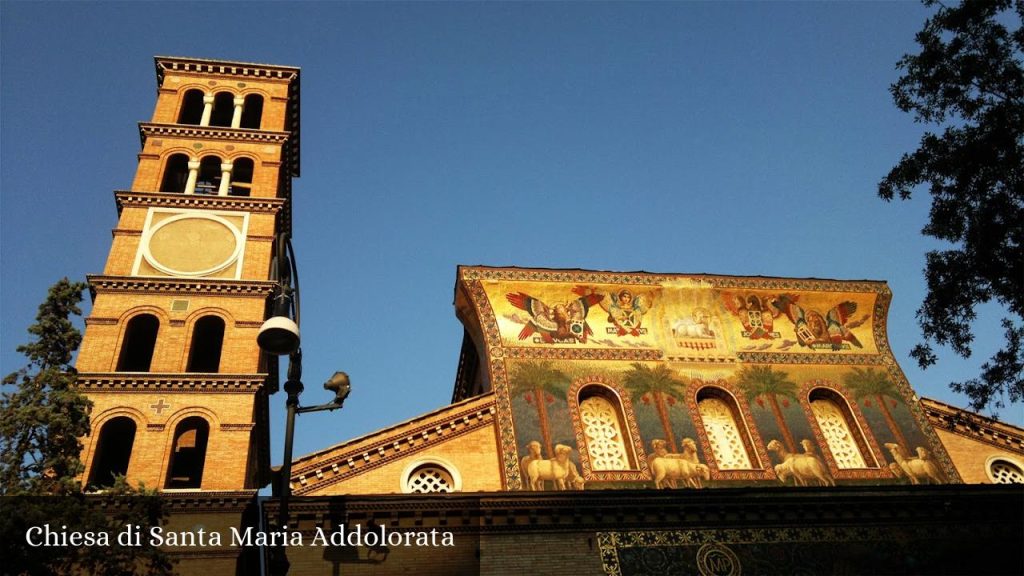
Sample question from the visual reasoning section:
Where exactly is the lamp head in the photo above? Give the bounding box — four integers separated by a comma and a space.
324, 371, 351, 405
257, 315, 300, 355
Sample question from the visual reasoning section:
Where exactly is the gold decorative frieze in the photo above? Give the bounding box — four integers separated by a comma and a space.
454, 265, 957, 490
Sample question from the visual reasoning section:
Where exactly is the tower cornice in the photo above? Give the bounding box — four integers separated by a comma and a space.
138, 122, 291, 146
155, 56, 299, 82
87, 275, 277, 298
76, 373, 269, 394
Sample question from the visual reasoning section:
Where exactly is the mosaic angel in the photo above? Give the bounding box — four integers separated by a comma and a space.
571, 286, 651, 337
505, 291, 603, 343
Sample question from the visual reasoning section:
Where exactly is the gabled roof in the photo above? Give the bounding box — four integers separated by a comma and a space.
921, 397, 1024, 454
288, 393, 496, 495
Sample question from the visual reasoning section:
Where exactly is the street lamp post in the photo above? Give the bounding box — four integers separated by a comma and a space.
258, 233, 351, 576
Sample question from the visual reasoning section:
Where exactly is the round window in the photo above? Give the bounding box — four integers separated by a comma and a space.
988, 459, 1024, 484
406, 464, 455, 493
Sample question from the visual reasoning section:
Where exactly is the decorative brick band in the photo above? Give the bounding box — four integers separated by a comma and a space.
76, 373, 268, 393
115, 190, 285, 214
85, 317, 118, 326
88, 275, 277, 296
234, 321, 265, 329
139, 122, 290, 144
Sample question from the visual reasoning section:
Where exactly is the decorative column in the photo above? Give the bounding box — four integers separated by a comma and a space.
218, 162, 234, 196
184, 160, 200, 195
231, 97, 245, 128
200, 94, 215, 126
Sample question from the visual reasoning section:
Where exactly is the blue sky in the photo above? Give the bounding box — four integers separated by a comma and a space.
2, 1, 1020, 465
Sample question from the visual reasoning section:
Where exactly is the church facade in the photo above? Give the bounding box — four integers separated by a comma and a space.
71, 57, 1022, 575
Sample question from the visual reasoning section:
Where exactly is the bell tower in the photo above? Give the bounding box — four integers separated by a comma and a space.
75, 57, 300, 493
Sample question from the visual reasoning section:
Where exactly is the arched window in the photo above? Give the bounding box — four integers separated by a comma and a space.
406, 464, 455, 493
186, 316, 225, 373
809, 388, 872, 469
87, 417, 137, 489
240, 94, 263, 129
229, 158, 254, 197
116, 314, 159, 372
159, 154, 190, 193
209, 92, 234, 127
177, 89, 204, 125
195, 156, 222, 195
578, 386, 634, 471
696, 388, 756, 470
166, 417, 210, 489
401, 458, 462, 493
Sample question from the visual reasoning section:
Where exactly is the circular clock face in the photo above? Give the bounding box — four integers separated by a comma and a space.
144, 213, 242, 277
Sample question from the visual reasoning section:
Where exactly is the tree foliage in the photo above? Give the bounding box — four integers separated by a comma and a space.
0, 279, 172, 575
1, 278, 92, 495
880, 0, 1023, 413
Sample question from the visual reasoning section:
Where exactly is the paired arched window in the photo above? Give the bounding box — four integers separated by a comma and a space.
160, 154, 189, 193
578, 385, 635, 471
186, 316, 225, 373
87, 417, 137, 489
230, 158, 254, 197
240, 94, 263, 129
195, 156, 223, 195
696, 388, 757, 470
159, 154, 255, 195
808, 388, 874, 468
176, 90, 264, 129
209, 92, 235, 127
166, 417, 210, 489
117, 314, 159, 372
177, 89, 205, 125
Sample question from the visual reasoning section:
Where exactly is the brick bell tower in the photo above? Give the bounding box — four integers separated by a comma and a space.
75, 57, 300, 494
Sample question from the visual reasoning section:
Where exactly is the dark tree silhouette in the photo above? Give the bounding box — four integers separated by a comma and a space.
879, 0, 1023, 414
0, 279, 172, 576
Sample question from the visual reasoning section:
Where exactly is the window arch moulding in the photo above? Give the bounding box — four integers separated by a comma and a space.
567, 376, 650, 483
687, 379, 775, 482
400, 457, 463, 494
86, 416, 138, 490
798, 380, 892, 481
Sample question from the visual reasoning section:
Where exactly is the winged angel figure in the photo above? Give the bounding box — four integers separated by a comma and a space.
505, 291, 604, 344
771, 294, 869, 350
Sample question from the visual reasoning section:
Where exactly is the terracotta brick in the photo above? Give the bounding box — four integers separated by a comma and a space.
76, 57, 300, 499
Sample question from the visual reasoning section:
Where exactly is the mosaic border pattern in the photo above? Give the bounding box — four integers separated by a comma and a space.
597, 525, 958, 576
